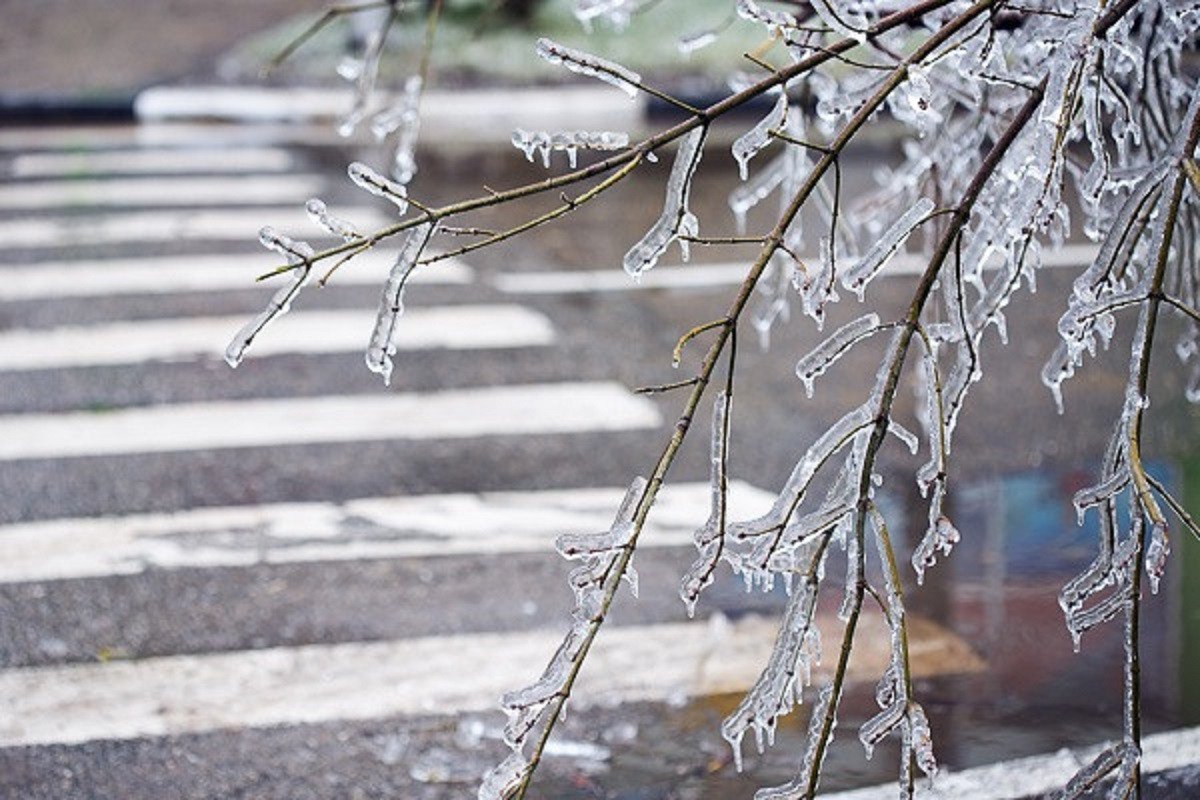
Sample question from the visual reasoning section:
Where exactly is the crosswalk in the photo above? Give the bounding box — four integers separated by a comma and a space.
0, 125, 989, 797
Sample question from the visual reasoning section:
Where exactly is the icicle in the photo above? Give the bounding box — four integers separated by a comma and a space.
797, 236, 838, 328
511, 129, 629, 168
838, 528, 861, 621
224, 227, 315, 368
733, 93, 787, 181
727, 404, 873, 542
1073, 468, 1131, 524
799, 685, 836, 786
859, 695, 905, 760
623, 127, 706, 278
304, 198, 360, 242
536, 38, 642, 98
1059, 546, 1118, 620
721, 580, 819, 771
337, 24, 385, 137
795, 313, 881, 398
478, 751, 531, 800
1145, 520, 1169, 595
888, 419, 920, 455
1066, 583, 1132, 652
680, 392, 730, 617
500, 620, 587, 749
348, 161, 410, 215
388, 75, 423, 185
556, 476, 646, 620
907, 702, 938, 779
841, 198, 934, 300
1042, 340, 1075, 414
911, 512, 959, 586
365, 221, 435, 385
729, 151, 790, 234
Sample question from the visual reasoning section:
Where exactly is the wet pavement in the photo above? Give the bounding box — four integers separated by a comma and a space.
0, 120, 1197, 798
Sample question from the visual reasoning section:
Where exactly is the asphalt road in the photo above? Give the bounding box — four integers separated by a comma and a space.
0, 120, 1195, 799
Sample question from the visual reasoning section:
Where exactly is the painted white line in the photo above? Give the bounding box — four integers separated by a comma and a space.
0, 382, 661, 461
135, 86, 647, 139
825, 725, 1200, 799
0, 305, 554, 371
9, 147, 295, 178
0, 612, 980, 748
494, 244, 1104, 294
0, 174, 326, 210
0, 206, 390, 249
0, 251, 472, 301
0, 481, 774, 584
0, 123, 351, 151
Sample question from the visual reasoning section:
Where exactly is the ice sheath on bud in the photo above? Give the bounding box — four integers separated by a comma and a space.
365, 221, 437, 385
623, 127, 707, 278
225, 227, 315, 368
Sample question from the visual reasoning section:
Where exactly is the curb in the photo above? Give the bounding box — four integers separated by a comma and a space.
0, 93, 137, 125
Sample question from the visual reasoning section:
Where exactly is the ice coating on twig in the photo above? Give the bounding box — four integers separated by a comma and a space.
907, 702, 938, 778
736, 0, 798, 34
224, 227, 315, 368
499, 620, 587, 749
911, 513, 959, 586
731, 404, 873, 545
573, 0, 639, 32
365, 221, 436, 385
1060, 743, 1136, 800
369, 75, 423, 185
477, 751, 531, 800
348, 161, 410, 215
795, 313, 881, 398
887, 419, 920, 455
680, 391, 730, 618
722, 579, 820, 770
555, 476, 646, 617
536, 38, 642, 99
511, 129, 629, 169
859, 689, 905, 760
489, 476, 646, 771
1072, 467, 1130, 525
336, 19, 387, 137
1144, 520, 1169, 595
623, 126, 707, 278
809, 0, 868, 43
729, 108, 811, 234
304, 198, 360, 242
733, 92, 788, 181
841, 197, 934, 300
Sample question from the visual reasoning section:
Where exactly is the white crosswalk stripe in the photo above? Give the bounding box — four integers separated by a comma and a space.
0, 482, 772, 584
8, 146, 295, 177
0, 305, 554, 370
0, 612, 980, 749
0, 206, 390, 249
0, 174, 327, 209
0, 382, 662, 461
0, 251, 472, 301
